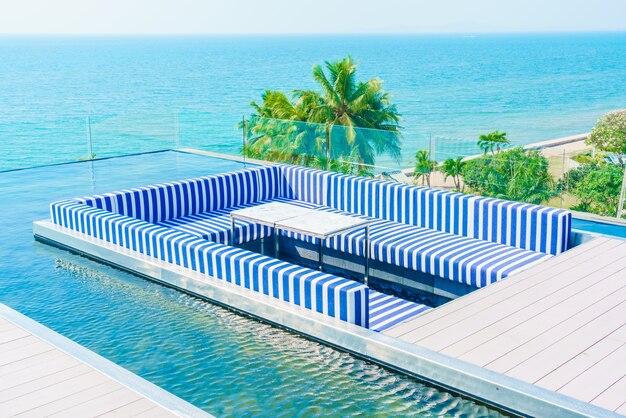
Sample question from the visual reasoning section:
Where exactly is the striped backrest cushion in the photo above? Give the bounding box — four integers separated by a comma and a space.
405, 187, 571, 255
327, 174, 417, 223
279, 164, 340, 205
279, 165, 571, 255
253, 164, 282, 201
74, 166, 280, 223
50, 200, 369, 327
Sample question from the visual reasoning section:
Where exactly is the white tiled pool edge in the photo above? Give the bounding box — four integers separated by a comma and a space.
34, 220, 621, 418
0, 301, 212, 418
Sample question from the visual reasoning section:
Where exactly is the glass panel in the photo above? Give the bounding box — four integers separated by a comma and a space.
0, 115, 88, 171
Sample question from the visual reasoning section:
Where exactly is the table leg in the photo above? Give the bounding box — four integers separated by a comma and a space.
230, 216, 235, 246
274, 226, 279, 259
319, 238, 324, 271
364, 224, 370, 286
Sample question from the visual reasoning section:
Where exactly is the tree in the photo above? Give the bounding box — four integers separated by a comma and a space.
586, 109, 626, 154
568, 163, 624, 216
441, 156, 465, 191
477, 130, 510, 155
414, 149, 436, 186
244, 56, 402, 172
462, 147, 555, 204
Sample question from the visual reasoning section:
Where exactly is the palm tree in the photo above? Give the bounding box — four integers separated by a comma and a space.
244, 56, 402, 171
441, 156, 466, 191
414, 150, 436, 186
478, 130, 510, 155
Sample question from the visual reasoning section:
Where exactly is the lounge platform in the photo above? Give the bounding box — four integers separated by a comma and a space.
385, 237, 626, 416
39, 162, 626, 416
0, 304, 210, 418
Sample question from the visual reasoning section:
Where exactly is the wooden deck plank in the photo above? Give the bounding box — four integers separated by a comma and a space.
0, 306, 207, 418
387, 239, 621, 341
591, 376, 626, 412
0, 327, 31, 344
384, 237, 613, 337
535, 324, 626, 392
47, 387, 144, 418
452, 268, 626, 363
557, 343, 626, 403
97, 398, 161, 417
0, 334, 39, 353
406, 246, 626, 349
13, 381, 125, 418
134, 406, 180, 418
381, 237, 626, 414
471, 285, 626, 371
0, 353, 83, 392
505, 301, 626, 383
0, 350, 66, 377
0, 370, 112, 416
0, 364, 92, 403
0, 339, 56, 367
484, 287, 626, 374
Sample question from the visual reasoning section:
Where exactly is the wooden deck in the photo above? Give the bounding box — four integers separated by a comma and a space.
0, 305, 209, 418
385, 237, 626, 415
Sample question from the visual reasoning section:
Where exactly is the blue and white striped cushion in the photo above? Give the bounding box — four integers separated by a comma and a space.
277, 206, 551, 288
50, 200, 369, 327
304, 166, 571, 255
74, 166, 281, 223
368, 290, 430, 332
158, 198, 320, 245
278, 164, 341, 206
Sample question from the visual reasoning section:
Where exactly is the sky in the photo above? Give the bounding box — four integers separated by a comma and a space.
1, 0, 625, 35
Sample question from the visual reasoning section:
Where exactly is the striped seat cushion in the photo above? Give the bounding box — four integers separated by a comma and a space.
158, 198, 321, 245
324, 170, 571, 256
50, 200, 369, 327
368, 290, 431, 332
279, 206, 551, 288
74, 165, 282, 224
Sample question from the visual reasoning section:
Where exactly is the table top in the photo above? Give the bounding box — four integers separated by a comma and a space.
275, 210, 369, 239
230, 202, 316, 226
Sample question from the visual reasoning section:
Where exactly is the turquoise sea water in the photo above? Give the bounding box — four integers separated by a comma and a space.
0, 152, 507, 416
1, 34, 626, 170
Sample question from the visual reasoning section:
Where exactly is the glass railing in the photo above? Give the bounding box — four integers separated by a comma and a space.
1, 111, 624, 219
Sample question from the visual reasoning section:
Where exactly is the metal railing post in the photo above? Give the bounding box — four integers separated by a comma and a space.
617, 164, 626, 219
173, 110, 180, 149
86, 115, 93, 159
242, 115, 247, 168
326, 124, 331, 171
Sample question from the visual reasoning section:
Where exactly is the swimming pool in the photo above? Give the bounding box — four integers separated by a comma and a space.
0, 151, 506, 417
571, 217, 626, 239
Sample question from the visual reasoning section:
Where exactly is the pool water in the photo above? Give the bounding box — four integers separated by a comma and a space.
571, 218, 626, 239
0, 151, 507, 417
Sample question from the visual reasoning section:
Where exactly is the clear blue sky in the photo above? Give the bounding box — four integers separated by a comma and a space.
1, 0, 625, 34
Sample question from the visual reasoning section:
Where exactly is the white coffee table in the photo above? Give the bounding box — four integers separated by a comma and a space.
230, 202, 371, 284
229, 201, 316, 251
275, 211, 370, 284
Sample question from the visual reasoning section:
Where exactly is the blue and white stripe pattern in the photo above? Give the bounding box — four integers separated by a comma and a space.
158, 198, 319, 245
368, 290, 431, 332
326, 174, 571, 256
53, 163, 571, 296
75, 166, 281, 223
50, 199, 369, 327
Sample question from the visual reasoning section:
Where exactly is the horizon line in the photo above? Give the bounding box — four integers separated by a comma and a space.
1, 30, 626, 37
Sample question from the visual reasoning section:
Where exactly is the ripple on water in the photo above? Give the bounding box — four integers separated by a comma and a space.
0, 154, 511, 417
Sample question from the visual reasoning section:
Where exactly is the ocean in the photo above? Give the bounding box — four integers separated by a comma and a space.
1, 33, 625, 170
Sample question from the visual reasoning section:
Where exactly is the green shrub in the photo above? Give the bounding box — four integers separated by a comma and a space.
462, 147, 555, 204
587, 109, 626, 154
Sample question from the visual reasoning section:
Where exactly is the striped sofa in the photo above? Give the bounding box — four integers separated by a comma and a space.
57, 164, 571, 291
50, 199, 369, 327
